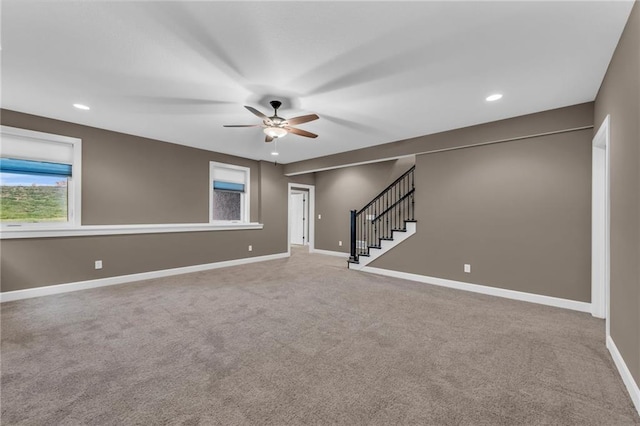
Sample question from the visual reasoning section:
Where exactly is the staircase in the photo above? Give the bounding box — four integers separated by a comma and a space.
348, 166, 416, 270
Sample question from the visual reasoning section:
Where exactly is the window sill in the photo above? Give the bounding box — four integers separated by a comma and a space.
0, 222, 264, 240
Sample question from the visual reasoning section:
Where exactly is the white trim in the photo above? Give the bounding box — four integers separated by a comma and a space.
607, 335, 640, 416
310, 248, 349, 258
1, 125, 80, 145
284, 126, 593, 176
0, 252, 289, 303
348, 222, 416, 270
414, 126, 594, 157
287, 183, 315, 255
591, 116, 611, 326
1, 126, 82, 227
71, 134, 82, 227
0, 222, 263, 239
358, 266, 591, 313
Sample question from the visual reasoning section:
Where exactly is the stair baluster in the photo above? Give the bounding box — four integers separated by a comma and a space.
349, 166, 416, 264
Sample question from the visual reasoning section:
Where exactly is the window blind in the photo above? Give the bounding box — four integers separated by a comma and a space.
0, 158, 72, 177
1, 133, 74, 164
213, 181, 245, 192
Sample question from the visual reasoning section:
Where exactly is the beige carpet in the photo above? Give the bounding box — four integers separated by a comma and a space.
2, 247, 639, 425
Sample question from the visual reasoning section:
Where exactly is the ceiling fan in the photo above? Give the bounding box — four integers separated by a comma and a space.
223, 100, 319, 142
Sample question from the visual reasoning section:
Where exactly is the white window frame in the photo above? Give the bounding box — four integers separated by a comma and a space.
1, 126, 82, 229
209, 161, 250, 224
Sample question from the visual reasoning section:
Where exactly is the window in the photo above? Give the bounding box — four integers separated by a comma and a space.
209, 162, 249, 223
1, 126, 81, 227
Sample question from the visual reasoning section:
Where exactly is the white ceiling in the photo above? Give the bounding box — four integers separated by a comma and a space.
1, 1, 634, 164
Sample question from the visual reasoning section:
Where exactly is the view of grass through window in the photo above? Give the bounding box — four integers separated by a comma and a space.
0, 172, 68, 222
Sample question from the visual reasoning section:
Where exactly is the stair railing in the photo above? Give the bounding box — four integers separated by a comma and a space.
349, 166, 415, 263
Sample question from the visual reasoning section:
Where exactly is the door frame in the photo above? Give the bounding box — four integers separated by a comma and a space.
287, 183, 315, 255
591, 115, 610, 334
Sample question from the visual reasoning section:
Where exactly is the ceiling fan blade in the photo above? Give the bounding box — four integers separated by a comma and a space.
223, 124, 260, 127
245, 106, 270, 121
286, 114, 319, 126
265, 135, 273, 143
285, 127, 318, 139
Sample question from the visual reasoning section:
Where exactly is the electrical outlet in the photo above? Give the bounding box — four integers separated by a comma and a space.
318, 214, 322, 220
464, 264, 471, 273
95, 260, 103, 270
338, 241, 343, 246
248, 245, 253, 252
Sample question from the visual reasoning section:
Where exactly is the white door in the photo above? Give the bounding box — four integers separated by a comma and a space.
290, 192, 306, 245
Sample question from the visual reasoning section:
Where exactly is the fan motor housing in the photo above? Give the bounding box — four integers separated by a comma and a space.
269, 116, 286, 126
269, 100, 282, 110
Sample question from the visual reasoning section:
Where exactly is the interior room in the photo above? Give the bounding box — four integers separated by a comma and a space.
1, 1, 639, 424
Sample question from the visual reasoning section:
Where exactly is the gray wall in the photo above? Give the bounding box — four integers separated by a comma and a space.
594, 1, 640, 384
371, 129, 592, 302
314, 156, 415, 252
1, 110, 289, 292
313, 103, 593, 303
287, 173, 315, 187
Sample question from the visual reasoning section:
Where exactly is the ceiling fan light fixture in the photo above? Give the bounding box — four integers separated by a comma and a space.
224, 101, 318, 141
264, 127, 288, 138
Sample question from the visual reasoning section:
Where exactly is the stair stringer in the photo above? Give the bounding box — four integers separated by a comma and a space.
348, 222, 416, 270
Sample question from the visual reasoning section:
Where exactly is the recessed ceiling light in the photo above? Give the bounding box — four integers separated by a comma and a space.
485, 94, 503, 102
73, 103, 90, 110
271, 151, 279, 156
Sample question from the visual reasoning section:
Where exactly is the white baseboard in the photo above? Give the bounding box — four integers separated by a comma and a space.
309, 248, 349, 258
0, 252, 290, 303
359, 266, 592, 313
607, 335, 640, 416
